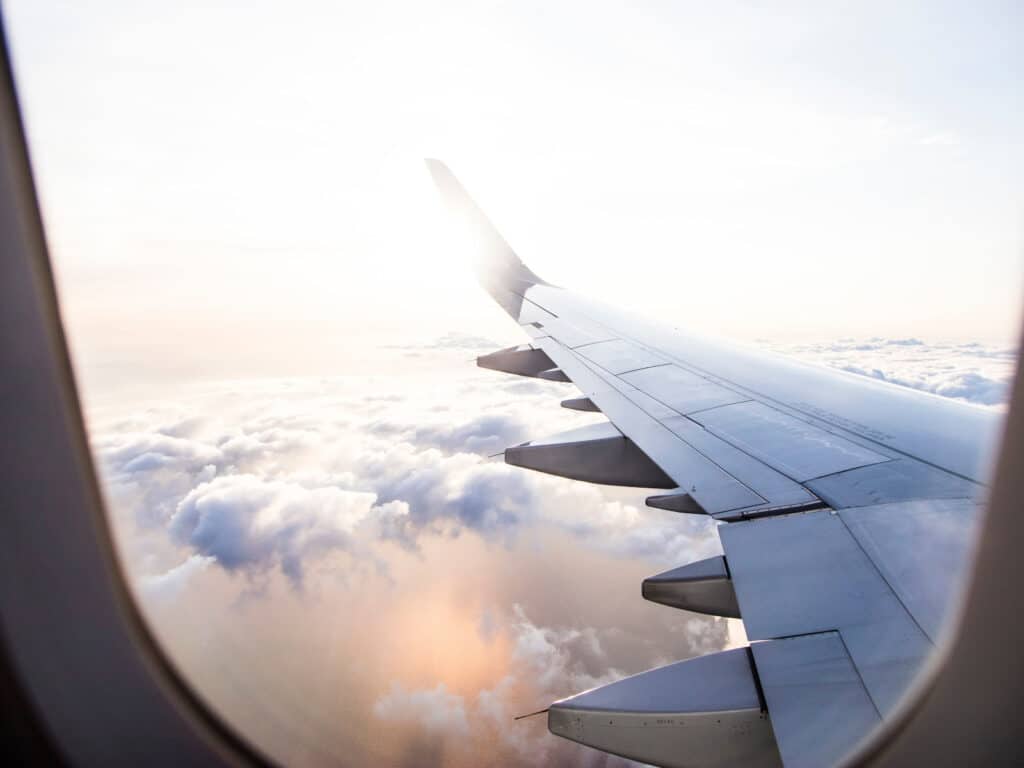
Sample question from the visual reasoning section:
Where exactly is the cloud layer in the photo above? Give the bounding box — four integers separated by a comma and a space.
770, 337, 1016, 407
87, 333, 1015, 767
95, 365, 718, 590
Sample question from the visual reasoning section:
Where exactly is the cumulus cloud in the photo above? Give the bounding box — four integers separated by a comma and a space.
772, 337, 1016, 407
94, 367, 709, 588
139, 554, 214, 602
411, 413, 530, 455
168, 475, 377, 585
386, 331, 503, 353
372, 603, 728, 765
374, 683, 469, 735
371, 607, 620, 762
919, 131, 959, 146
506, 604, 622, 694
420, 332, 503, 351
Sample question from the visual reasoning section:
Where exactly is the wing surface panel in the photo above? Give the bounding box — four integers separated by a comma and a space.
622, 364, 750, 414
806, 460, 978, 509
658, 416, 821, 517
689, 401, 892, 482
574, 339, 668, 374
535, 336, 823, 516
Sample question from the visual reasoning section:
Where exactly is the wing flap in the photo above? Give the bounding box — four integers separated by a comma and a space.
535, 337, 770, 514
535, 336, 823, 517
839, 498, 982, 641
751, 633, 881, 768
720, 506, 959, 716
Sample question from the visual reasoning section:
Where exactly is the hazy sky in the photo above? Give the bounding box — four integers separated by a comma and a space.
2, 3, 1021, 766
4, 0, 1022, 399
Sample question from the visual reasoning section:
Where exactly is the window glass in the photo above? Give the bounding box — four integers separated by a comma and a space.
5, 2, 1021, 766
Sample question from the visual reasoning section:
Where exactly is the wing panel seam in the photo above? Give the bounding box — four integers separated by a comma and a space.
835, 630, 884, 720
548, 342, 784, 510
533, 296, 983, 486
836, 512, 936, 647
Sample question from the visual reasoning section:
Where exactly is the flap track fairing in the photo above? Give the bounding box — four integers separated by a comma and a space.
548, 648, 781, 768
505, 422, 675, 488
642, 556, 741, 618
477, 345, 556, 378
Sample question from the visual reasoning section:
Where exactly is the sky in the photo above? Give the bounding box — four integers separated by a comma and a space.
4, 0, 1023, 394
2, 1, 1022, 766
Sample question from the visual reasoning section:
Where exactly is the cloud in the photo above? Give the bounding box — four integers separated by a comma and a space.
773, 337, 1016, 407
92, 333, 1012, 615
372, 603, 729, 765
169, 474, 377, 585
386, 332, 503, 352
927, 371, 1009, 405
421, 332, 503, 351
919, 131, 959, 146
374, 683, 469, 735
841, 365, 1010, 406
362, 448, 533, 536
370, 611, 609, 761
367, 411, 531, 456
96, 334, 1014, 594
91, 361, 732, 766
98, 432, 222, 470
85, 332, 1011, 767
139, 554, 214, 602
506, 604, 622, 694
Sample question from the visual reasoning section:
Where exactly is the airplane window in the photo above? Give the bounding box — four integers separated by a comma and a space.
4, 2, 1021, 766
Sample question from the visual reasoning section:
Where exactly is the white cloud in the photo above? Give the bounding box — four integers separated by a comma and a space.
139, 554, 214, 602
374, 683, 469, 735
169, 474, 377, 585
771, 337, 1016, 407
919, 131, 959, 146
86, 346, 806, 766
370, 603, 727, 765
94, 369, 717, 587
507, 604, 621, 694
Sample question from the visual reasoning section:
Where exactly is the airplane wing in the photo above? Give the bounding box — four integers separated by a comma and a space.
426, 160, 999, 768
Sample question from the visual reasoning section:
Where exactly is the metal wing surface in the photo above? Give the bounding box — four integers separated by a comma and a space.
427, 160, 998, 768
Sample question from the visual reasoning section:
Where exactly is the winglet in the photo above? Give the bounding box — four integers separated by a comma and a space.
425, 159, 547, 318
